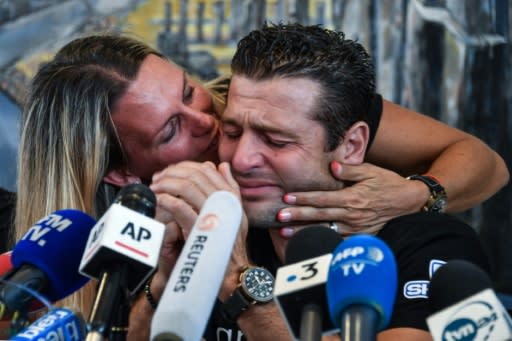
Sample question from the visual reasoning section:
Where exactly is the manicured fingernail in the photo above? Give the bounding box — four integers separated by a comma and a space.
277, 210, 291, 222
283, 194, 296, 204
331, 161, 342, 175
280, 227, 295, 239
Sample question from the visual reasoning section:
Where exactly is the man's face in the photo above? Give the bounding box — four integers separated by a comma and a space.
111, 55, 220, 181
219, 75, 344, 229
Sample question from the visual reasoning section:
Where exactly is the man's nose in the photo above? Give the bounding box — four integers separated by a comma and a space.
230, 134, 263, 172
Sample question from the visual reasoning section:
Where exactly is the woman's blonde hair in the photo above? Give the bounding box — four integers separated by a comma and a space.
16, 34, 168, 314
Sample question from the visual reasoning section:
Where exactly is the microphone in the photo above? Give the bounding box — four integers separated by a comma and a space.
497, 292, 512, 318
273, 226, 343, 341
326, 234, 398, 341
426, 259, 512, 341
0, 251, 48, 323
79, 183, 165, 341
0, 209, 96, 317
11, 307, 86, 341
151, 190, 242, 341
0, 251, 12, 276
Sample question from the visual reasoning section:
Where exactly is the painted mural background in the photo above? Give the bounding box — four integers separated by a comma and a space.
0, 0, 511, 293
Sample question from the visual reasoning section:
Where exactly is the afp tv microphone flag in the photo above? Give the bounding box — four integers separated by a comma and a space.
326, 234, 398, 339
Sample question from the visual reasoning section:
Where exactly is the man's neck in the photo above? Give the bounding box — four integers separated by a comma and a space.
268, 229, 288, 264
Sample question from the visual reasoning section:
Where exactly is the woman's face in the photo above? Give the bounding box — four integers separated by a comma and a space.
110, 54, 220, 182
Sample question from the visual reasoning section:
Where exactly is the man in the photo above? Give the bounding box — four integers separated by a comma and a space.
130, 24, 491, 340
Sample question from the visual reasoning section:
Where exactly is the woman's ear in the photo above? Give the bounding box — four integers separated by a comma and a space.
103, 168, 141, 187
334, 121, 369, 164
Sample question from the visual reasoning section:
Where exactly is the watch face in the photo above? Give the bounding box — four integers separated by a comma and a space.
241, 267, 274, 303
432, 197, 447, 213
427, 192, 447, 213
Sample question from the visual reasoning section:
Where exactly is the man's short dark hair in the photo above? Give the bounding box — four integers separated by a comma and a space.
231, 23, 375, 151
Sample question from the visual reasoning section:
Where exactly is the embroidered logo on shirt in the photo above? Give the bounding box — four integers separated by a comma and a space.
403, 259, 446, 299
429, 259, 446, 278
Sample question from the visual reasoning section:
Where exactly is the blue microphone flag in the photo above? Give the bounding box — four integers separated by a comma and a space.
12, 209, 96, 301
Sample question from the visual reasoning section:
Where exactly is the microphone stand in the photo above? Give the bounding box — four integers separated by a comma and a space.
109, 295, 130, 341
339, 305, 379, 341
86, 264, 128, 341
300, 303, 322, 341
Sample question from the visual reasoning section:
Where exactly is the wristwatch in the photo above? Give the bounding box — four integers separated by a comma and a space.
221, 266, 275, 322
407, 174, 447, 213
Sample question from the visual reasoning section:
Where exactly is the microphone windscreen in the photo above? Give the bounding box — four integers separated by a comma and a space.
428, 259, 493, 313
285, 226, 343, 264
12, 209, 96, 301
114, 183, 157, 218
326, 234, 398, 330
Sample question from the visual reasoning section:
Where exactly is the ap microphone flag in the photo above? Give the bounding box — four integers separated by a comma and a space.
79, 183, 164, 341
151, 190, 242, 341
79, 184, 165, 295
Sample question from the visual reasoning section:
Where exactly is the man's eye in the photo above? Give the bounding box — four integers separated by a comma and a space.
267, 140, 288, 148
224, 130, 241, 140
266, 137, 288, 148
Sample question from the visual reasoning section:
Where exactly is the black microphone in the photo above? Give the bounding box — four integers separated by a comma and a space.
427, 259, 512, 340
79, 183, 165, 341
273, 226, 343, 341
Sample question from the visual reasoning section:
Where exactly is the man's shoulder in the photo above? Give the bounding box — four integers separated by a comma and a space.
377, 212, 490, 272
377, 212, 491, 331
378, 212, 479, 246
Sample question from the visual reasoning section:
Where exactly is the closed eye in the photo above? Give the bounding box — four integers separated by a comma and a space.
265, 136, 289, 148
162, 115, 181, 143
183, 85, 194, 103
224, 130, 241, 140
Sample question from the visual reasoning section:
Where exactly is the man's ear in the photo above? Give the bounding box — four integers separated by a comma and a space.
103, 168, 142, 187
334, 121, 369, 164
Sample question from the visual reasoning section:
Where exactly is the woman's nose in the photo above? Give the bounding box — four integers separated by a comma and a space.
188, 109, 216, 137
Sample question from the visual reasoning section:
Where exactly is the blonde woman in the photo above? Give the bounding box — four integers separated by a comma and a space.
16, 33, 508, 328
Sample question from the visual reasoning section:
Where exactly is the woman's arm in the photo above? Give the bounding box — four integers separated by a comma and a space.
367, 99, 509, 212
276, 99, 509, 236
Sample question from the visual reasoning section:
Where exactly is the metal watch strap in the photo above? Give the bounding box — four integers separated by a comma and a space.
222, 287, 252, 322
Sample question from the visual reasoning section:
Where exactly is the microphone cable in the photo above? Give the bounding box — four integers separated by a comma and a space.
0, 277, 54, 337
